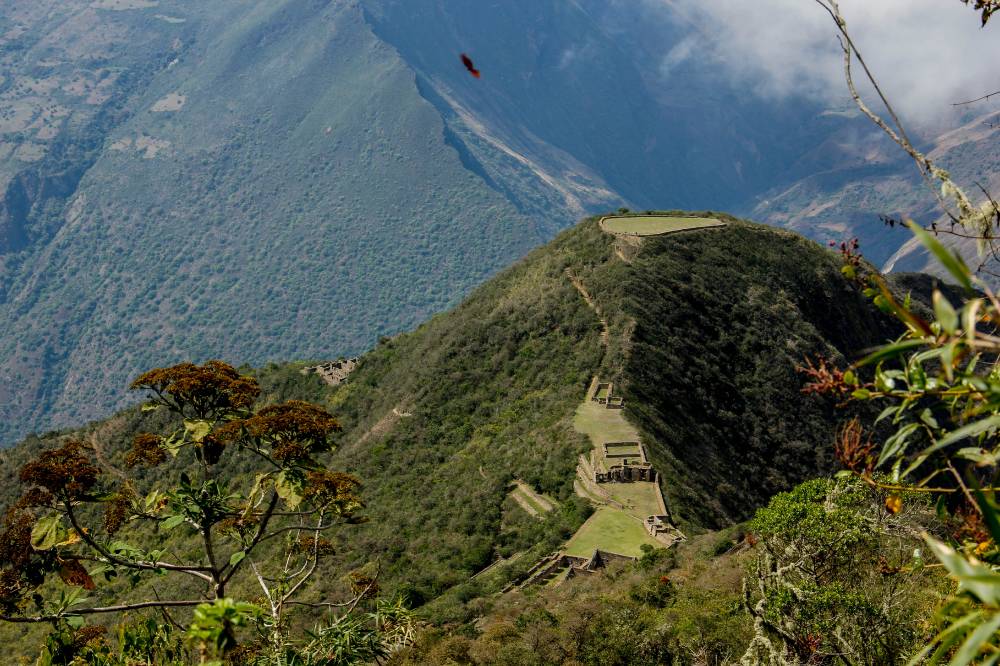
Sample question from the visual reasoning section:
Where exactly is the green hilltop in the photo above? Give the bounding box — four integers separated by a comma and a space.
0, 213, 912, 646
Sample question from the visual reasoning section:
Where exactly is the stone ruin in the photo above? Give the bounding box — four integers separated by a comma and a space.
595, 441, 657, 483
301, 358, 358, 386
509, 548, 638, 590
591, 382, 625, 409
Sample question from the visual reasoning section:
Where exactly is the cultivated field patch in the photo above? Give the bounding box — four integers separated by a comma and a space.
600, 215, 725, 236
564, 507, 661, 558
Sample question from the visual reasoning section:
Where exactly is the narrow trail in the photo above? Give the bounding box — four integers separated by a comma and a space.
89, 429, 127, 481
565, 268, 609, 347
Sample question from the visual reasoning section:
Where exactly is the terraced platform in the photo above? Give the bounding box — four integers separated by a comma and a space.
600, 215, 725, 236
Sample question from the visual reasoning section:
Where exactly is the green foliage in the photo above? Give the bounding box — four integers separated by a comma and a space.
0, 361, 395, 663
393, 535, 752, 665
805, 224, 1000, 663
743, 477, 940, 665
620, 220, 904, 527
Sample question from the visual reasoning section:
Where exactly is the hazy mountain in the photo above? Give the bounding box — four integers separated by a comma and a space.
0, 0, 981, 444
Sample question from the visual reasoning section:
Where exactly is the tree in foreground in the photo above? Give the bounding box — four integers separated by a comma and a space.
0, 360, 412, 664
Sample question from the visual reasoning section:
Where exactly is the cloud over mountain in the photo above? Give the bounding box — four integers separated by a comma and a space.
657, 0, 1000, 126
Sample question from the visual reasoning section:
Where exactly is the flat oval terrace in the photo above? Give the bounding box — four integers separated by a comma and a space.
600, 214, 726, 236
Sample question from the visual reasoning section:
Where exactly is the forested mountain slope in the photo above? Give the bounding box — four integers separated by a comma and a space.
0, 216, 909, 629
1, 0, 968, 446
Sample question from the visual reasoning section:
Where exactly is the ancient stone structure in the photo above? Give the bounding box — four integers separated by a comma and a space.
591, 381, 625, 408
514, 548, 639, 590
595, 460, 658, 483
301, 358, 358, 386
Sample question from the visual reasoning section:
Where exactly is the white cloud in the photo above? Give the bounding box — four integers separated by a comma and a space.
659, 35, 698, 77
660, 0, 1000, 125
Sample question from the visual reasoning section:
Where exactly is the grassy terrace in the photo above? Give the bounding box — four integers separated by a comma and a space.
602, 482, 663, 519
564, 507, 661, 558
600, 215, 725, 236
605, 443, 641, 458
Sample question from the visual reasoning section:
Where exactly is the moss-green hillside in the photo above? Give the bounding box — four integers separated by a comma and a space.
0, 214, 907, 632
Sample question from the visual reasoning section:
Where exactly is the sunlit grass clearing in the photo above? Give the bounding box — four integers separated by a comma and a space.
601, 215, 725, 236
564, 507, 662, 558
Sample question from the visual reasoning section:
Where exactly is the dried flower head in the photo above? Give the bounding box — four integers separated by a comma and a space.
103, 489, 134, 535
71, 625, 107, 650
130, 361, 260, 417
125, 432, 168, 468
799, 356, 853, 398
19, 440, 100, 500
293, 535, 336, 558
303, 471, 362, 512
231, 401, 341, 452
835, 418, 876, 475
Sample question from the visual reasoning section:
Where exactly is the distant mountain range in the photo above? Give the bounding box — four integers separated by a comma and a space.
0, 0, 995, 444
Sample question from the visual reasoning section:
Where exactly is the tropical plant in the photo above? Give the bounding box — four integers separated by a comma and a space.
0, 360, 409, 664
802, 228, 1000, 663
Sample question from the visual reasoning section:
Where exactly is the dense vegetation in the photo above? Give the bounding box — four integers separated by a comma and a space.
0, 214, 927, 662
3, 0, 979, 448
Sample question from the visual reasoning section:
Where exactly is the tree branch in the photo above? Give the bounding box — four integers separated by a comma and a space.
63, 501, 213, 582
0, 599, 204, 623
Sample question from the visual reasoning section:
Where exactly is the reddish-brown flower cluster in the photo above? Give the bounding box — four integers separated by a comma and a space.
15, 487, 56, 509
0, 568, 25, 613
272, 441, 310, 464
834, 418, 876, 475
798, 356, 854, 399
349, 570, 380, 599
0, 510, 34, 570
130, 361, 260, 417
0, 510, 42, 612
234, 401, 341, 450
125, 432, 168, 468
103, 489, 134, 535
793, 633, 823, 663
58, 559, 96, 590
71, 625, 107, 650
303, 470, 361, 511
19, 440, 100, 500
218, 516, 255, 538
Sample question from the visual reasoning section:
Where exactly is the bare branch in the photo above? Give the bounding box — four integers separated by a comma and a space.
63, 501, 214, 582
953, 90, 1000, 106
0, 599, 204, 623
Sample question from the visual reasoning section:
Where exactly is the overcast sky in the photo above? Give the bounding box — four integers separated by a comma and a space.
661, 0, 1000, 127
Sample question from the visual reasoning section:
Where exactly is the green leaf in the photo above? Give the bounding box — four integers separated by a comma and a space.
856, 338, 927, 367
907, 221, 974, 293
924, 415, 1000, 457
229, 551, 246, 567
275, 470, 303, 509
65, 615, 84, 629
933, 290, 959, 334
877, 422, 920, 468
950, 611, 1000, 666
184, 419, 212, 443
161, 515, 186, 530
141, 402, 160, 412
925, 536, 1000, 605
972, 482, 1000, 544
30, 514, 63, 551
